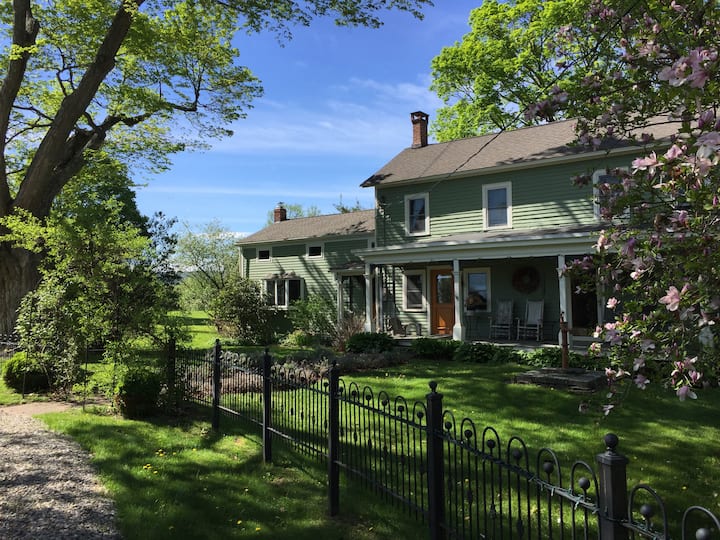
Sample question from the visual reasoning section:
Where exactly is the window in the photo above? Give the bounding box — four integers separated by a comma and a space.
593, 168, 628, 220
307, 245, 323, 258
404, 271, 425, 311
258, 249, 271, 260
464, 268, 490, 312
483, 182, 512, 229
405, 193, 429, 236
264, 274, 302, 308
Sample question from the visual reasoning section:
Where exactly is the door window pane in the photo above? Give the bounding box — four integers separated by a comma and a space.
436, 274, 453, 304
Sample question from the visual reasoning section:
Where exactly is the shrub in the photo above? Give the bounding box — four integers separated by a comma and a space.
116, 368, 162, 418
209, 275, 274, 345
281, 330, 315, 348
410, 338, 461, 360
289, 295, 336, 345
453, 342, 521, 364
519, 347, 596, 369
2, 353, 50, 393
346, 332, 395, 354
333, 313, 366, 352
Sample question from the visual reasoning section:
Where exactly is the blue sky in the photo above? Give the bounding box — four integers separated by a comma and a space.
134, 1, 480, 236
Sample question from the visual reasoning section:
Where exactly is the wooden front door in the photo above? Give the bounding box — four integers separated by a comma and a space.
431, 269, 455, 335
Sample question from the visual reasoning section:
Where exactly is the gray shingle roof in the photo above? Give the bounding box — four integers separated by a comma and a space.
362, 118, 678, 187
238, 209, 375, 245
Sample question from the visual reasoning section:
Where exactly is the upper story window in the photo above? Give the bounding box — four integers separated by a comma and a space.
593, 168, 628, 220
464, 268, 490, 312
483, 182, 512, 229
404, 270, 425, 311
258, 249, 271, 260
307, 245, 323, 258
405, 193, 429, 236
265, 274, 302, 308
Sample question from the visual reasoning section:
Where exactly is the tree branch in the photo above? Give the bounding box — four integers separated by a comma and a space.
15, 0, 145, 218
0, 0, 40, 216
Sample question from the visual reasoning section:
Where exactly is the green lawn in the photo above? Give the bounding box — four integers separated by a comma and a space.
4, 315, 719, 536
40, 409, 425, 540
342, 359, 720, 525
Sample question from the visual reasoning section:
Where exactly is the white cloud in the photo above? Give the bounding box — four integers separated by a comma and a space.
209, 75, 441, 156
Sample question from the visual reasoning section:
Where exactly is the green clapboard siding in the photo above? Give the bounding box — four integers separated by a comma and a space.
375, 154, 636, 246
245, 237, 370, 300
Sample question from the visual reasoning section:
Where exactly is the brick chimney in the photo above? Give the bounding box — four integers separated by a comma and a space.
411, 111, 429, 148
273, 202, 287, 223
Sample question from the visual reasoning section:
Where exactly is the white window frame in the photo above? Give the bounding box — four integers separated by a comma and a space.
482, 182, 512, 229
593, 168, 629, 220
257, 247, 272, 261
403, 270, 426, 312
404, 192, 430, 236
264, 277, 303, 309
464, 267, 491, 314
306, 243, 324, 259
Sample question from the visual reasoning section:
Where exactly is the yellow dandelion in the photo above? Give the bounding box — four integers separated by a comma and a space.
255, 527, 261, 532
153, 470, 158, 475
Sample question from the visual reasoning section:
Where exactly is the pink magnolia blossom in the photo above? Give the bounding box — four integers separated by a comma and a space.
632, 152, 659, 174
676, 385, 697, 401
634, 374, 650, 389
663, 144, 684, 160
606, 297, 619, 309
659, 286, 681, 311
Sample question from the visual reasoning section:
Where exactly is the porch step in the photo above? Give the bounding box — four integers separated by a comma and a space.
514, 367, 606, 393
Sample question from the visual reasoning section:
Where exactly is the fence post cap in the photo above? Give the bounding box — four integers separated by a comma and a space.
604, 433, 619, 452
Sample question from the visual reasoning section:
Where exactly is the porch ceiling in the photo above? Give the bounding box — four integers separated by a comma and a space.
356, 225, 601, 265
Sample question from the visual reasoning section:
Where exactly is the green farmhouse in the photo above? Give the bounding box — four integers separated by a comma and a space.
237, 113, 676, 346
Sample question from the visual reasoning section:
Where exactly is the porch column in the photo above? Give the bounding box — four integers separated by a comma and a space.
452, 259, 464, 341
335, 274, 344, 326
364, 263, 373, 332
557, 255, 572, 347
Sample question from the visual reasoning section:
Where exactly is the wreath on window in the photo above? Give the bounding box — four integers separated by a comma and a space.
512, 266, 540, 294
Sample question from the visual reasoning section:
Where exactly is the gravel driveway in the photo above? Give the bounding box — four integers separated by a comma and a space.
0, 403, 121, 539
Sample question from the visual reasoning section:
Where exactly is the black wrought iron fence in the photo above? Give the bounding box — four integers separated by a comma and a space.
174, 341, 719, 540
0, 333, 20, 361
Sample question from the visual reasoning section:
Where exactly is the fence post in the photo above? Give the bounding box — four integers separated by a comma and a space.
166, 337, 177, 407
426, 381, 446, 540
262, 348, 273, 463
328, 361, 340, 516
596, 433, 629, 540
211, 339, 221, 432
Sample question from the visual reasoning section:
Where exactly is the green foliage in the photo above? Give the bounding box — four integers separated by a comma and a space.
116, 368, 162, 419
4, 165, 179, 390
1, 353, 50, 393
452, 342, 522, 364
281, 330, 315, 348
518, 347, 598, 370
410, 338, 461, 360
429, 0, 589, 140
208, 274, 274, 345
346, 332, 395, 354
174, 221, 238, 312
289, 295, 336, 345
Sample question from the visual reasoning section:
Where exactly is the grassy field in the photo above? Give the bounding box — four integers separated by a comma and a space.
3, 311, 718, 537
342, 359, 720, 525
40, 408, 425, 540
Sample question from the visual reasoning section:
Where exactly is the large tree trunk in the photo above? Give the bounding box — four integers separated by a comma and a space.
0, 243, 40, 334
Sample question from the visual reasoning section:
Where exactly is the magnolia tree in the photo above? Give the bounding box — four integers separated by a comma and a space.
535, 0, 720, 404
